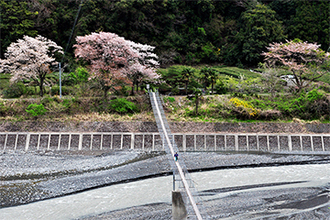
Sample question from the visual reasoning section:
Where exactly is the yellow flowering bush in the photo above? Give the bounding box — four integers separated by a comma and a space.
229, 97, 259, 118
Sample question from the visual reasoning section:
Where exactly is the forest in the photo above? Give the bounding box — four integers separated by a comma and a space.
0, 0, 330, 123
1, 0, 329, 68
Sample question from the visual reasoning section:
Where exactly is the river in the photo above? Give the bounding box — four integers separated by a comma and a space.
1, 163, 330, 219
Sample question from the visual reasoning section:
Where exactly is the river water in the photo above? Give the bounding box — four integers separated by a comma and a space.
1, 163, 330, 220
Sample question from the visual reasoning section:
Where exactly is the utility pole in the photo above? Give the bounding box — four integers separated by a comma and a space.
59, 62, 62, 98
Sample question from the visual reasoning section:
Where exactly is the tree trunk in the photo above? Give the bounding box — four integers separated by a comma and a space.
39, 77, 44, 97
103, 86, 110, 99
131, 78, 137, 96
185, 81, 188, 95
195, 96, 199, 115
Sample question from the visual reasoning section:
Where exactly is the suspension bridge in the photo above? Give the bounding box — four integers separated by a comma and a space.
149, 91, 209, 219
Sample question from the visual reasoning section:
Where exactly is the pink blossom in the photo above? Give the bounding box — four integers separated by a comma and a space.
74, 32, 160, 94
262, 39, 329, 91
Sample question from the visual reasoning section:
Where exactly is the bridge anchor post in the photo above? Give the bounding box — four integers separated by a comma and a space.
172, 191, 187, 220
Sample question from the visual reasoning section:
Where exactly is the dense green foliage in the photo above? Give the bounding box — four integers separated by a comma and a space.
1, 0, 329, 68
157, 65, 265, 95
0, 0, 37, 58
109, 98, 138, 114
2, 82, 26, 98
224, 4, 286, 66
25, 103, 47, 117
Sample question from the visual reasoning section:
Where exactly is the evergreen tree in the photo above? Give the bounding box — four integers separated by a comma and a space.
227, 3, 286, 66
0, 1, 37, 58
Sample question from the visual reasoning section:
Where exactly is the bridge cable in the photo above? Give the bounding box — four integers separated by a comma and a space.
61, 0, 84, 64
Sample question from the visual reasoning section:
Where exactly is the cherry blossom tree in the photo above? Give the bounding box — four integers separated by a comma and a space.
74, 32, 139, 97
262, 39, 330, 91
126, 40, 160, 95
0, 35, 63, 97
74, 32, 160, 97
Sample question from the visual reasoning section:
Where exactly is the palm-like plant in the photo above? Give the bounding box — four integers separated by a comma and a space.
181, 67, 195, 95
200, 67, 218, 94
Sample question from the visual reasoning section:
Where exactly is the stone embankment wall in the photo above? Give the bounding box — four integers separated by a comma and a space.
0, 121, 330, 133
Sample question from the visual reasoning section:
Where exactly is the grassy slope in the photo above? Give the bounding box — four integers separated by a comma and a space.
1, 67, 329, 123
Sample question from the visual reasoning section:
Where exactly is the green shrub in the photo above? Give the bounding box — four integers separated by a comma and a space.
306, 89, 325, 102
0, 102, 11, 116
214, 79, 228, 94
41, 96, 54, 105
25, 86, 40, 96
0, 74, 10, 93
110, 98, 138, 114
276, 90, 329, 120
63, 66, 90, 86
62, 72, 77, 86
164, 96, 175, 103
231, 92, 245, 98
2, 82, 26, 98
171, 87, 180, 95
25, 103, 47, 117
75, 66, 89, 82
62, 98, 74, 108
319, 84, 330, 93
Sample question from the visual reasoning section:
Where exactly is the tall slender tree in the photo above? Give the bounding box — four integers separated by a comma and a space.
200, 67, 218, 94
181, 67, 195, 95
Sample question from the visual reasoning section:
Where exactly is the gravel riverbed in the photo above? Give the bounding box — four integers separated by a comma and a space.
1, 150, 330, 219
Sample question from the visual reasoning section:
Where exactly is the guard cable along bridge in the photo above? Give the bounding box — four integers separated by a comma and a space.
149, 91, 209, 219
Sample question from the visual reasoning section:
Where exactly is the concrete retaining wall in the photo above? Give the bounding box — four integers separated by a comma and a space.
1, 132, 330, 152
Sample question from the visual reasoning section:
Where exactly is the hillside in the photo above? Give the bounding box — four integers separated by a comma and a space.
1, 0, 329, 68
